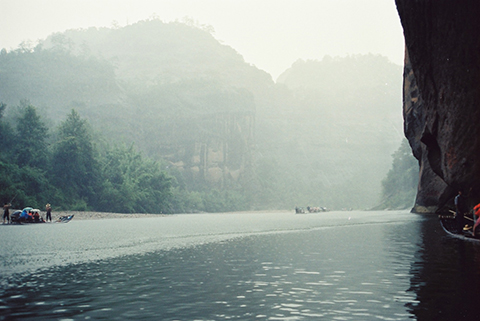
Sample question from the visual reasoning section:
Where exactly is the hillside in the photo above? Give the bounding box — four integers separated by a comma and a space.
256, 55, 403, 209
0, 19, 404, 210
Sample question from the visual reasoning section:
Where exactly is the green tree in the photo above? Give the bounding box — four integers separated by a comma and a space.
3, 103, 55, 208
0, 103, 17, 204
98, 144, 172, 213
51, 109, 99, 208
0, 103, 13, 157
14, 103, 49, 169
379, 139, 419, 209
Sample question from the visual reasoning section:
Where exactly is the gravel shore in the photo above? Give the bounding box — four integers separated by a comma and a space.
42, 211, 164, 221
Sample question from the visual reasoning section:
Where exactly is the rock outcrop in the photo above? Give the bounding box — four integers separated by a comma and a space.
396, 1, 480, 213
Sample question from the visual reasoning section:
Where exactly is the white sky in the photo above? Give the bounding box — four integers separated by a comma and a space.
0, 0, 404, 79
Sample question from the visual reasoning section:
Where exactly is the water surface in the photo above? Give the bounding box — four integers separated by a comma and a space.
1, 210, 480, 320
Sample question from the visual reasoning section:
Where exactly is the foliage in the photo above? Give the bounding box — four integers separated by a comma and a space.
14, 103, 49, 169
0, 104, 54, 208
0, 105, 154, 212
50, 109, 99, 207
97, 144, 172, 213
0, 103, 248, 214
0, 160, 19, 205
0, 103, 14, 156
379, 139, 419, 209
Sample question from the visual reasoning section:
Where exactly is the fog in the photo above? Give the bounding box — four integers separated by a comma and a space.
1, 0, 403, 80
0, 1, 408, 211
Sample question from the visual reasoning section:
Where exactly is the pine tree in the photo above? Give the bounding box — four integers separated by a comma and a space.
14, 104, 49, 169
51, 109, 99, 208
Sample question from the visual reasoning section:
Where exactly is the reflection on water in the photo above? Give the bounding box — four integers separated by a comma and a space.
407, 215, 480, 320
1, 211, 480, 320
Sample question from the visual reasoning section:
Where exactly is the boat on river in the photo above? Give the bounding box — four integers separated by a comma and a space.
295, 206, 328, 214
56, 215, 74, 223
439, 215, 480, 243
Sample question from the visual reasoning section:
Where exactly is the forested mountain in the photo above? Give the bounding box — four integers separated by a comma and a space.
0, 19, 406, 212
257, 56, 403, 209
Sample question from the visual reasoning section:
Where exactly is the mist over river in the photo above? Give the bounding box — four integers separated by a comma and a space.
1, 210, 480, 320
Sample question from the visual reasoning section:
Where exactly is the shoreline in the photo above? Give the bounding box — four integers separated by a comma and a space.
54, 210, 291, 220
6, 209, 294, 222
6, 209, 165, 221
52, 211, 164, 220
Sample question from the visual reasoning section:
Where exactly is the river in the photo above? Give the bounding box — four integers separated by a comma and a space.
1, 210, 480, 320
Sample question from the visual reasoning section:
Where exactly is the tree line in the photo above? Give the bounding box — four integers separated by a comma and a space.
0, 102, 247, 213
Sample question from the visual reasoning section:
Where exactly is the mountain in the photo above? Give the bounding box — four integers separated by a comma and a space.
1, 20, 272, 195
257, 55, 403, 209
0, 19, 404, 210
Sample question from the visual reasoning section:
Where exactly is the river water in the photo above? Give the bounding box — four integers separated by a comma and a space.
1, 210, 480, 320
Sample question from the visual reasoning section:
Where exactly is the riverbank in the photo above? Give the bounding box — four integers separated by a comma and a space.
57, 211, 164, 220
7, 209, 293, 222
48, 211, 164, 220
50, 210, 294, 220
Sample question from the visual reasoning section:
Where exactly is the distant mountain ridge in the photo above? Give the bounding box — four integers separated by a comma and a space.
43, 19, 273, 93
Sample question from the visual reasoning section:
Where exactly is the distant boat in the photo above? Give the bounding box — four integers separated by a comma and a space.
56, 215, 74, 223
295, 206, 328, 214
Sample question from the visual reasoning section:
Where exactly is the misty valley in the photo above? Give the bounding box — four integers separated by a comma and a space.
5, 3, 480, 321
0, 18, 417, 213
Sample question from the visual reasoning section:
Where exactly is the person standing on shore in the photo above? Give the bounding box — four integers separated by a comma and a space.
3, 203, 10, 224
45, 203, 52, 222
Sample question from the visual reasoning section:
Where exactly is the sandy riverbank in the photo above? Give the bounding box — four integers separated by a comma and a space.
49, 211, 165, 220
50, 210, 293, 220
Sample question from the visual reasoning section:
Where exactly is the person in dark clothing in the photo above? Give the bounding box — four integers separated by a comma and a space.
455, 190, 467, 233
45, 203, 52, 222
3, 203, 10, 224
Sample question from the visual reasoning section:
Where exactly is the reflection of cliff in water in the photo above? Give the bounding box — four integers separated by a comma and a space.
156, 111, 255, 189
405, 215, 480, 320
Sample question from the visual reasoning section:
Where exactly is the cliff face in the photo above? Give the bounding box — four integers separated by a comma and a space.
396, 1, 480, 213
159, 112, 255, 188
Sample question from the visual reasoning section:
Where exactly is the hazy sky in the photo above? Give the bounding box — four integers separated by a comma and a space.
1, 0, 404, 79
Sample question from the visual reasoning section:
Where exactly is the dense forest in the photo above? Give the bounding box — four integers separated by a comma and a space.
0, 103, 246, 213
0, 18, 414, 213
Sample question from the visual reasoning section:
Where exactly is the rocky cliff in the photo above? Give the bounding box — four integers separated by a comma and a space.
396, 1, 480, 213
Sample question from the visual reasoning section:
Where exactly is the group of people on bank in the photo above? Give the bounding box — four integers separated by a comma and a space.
2, 203, 52, 224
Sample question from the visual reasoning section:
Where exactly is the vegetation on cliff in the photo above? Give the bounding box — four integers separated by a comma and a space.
378, 139, 419, 210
